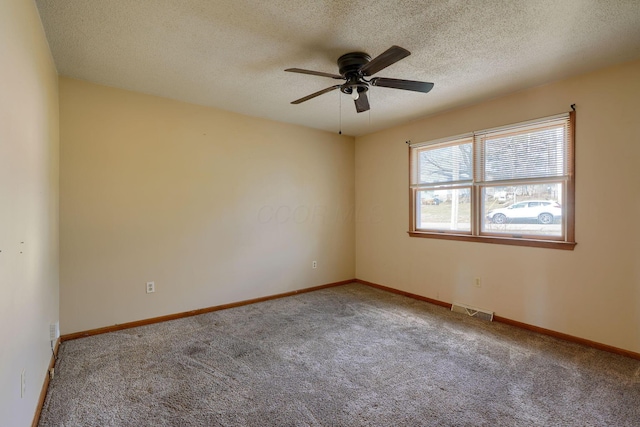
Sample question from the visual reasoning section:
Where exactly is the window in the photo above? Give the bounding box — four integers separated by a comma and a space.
409, 112, 575, 249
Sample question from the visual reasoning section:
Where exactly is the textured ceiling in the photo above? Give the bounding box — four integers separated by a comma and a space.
36, 0, 640, 136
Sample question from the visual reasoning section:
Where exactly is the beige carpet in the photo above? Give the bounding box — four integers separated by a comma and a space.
39, 283, 640, 426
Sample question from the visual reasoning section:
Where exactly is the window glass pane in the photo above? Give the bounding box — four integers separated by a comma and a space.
416, 188, 471, 232
417, 141, 472, 184
481, 124, 566, 181
482, 184, 563, 237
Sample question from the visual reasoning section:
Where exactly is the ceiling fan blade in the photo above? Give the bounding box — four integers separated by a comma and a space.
359, 45, 411, 76
354, 91, 370, 113
291, 85, 341, 104
371, 77, 434, 93
285, 68, 343, 79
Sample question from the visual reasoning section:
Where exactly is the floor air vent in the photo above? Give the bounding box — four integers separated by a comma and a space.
451, 303, 494, 321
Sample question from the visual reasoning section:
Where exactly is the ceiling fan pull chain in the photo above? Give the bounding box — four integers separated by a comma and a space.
368, 90, 372, 126
339, 89, 342, 135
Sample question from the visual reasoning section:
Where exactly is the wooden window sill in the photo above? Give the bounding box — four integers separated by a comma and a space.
407, 231, 576, 250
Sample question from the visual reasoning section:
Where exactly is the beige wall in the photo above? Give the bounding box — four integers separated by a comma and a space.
0, 0, 59, 425
59, 78, 355, 334
355, 59, 640, 354
4, 4, 637, 422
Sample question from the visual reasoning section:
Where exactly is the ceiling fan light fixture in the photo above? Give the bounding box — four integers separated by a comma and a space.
351, 87, 359, 101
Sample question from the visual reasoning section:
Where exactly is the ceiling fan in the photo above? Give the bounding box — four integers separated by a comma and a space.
285, 46, 434, 113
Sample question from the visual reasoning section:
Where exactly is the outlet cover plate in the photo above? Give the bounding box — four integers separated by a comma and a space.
49, 322, 59, 341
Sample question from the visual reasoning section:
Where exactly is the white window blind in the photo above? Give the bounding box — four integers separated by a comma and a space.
411, 137, 473, 187
475, 114, 572, 184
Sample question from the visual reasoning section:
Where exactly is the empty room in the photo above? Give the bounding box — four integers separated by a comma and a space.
2, 0, 640, 426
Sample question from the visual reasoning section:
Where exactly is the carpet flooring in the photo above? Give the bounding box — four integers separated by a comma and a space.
39, 283, 640, 426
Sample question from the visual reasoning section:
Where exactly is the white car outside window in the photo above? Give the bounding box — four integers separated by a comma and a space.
486, 200, 561, 224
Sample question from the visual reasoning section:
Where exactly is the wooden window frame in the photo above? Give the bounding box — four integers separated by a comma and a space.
408, 111, 576, 250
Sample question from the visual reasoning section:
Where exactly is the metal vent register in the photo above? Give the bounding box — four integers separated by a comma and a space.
451, 303, 494, 322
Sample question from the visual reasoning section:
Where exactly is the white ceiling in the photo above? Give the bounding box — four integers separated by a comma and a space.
36, 0, 640, 136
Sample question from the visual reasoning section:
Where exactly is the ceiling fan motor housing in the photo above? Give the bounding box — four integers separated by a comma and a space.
338, 52, 371, 94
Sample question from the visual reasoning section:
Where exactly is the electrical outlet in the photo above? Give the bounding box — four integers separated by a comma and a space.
146, 281, 155, 293
474, 277, 481, 288
21, 370, 26, 398
312, 261, 317, 269
49, 322, 59, 341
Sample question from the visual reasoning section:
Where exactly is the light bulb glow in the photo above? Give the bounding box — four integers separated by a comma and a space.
351, 87, 359, 101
